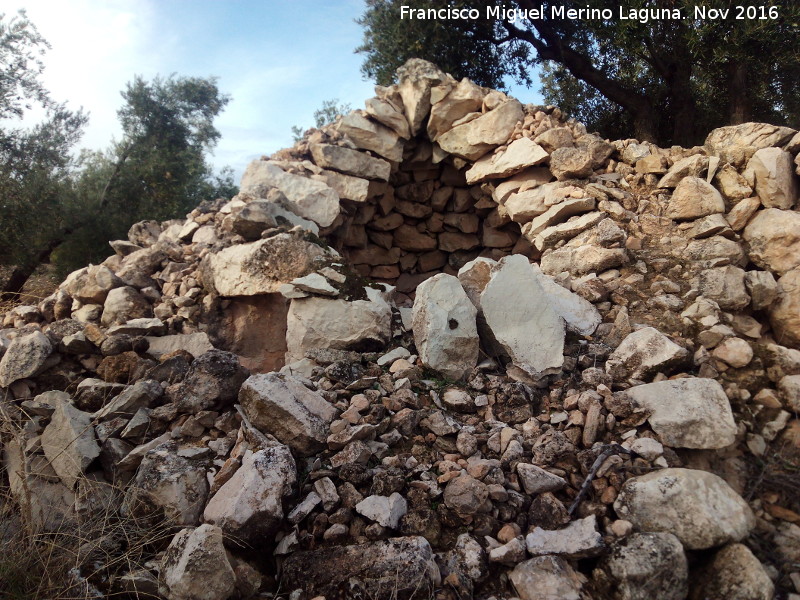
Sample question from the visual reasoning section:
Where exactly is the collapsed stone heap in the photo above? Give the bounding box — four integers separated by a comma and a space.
1, 58, 800, 599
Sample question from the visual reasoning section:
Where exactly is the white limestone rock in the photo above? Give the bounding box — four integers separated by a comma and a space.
743, 208, 800, 276
503, 181, 576, 223
465, 137, 549, 184
64, 264, 124, 304
40, 399, 100, 489
436, 99, 524, 161
144, 332, 214, 359
698, 265, 751, 311
290, 273, 339, 296
481, 255, 564, 376
748, 147, 799, 209
355, 492, 408, 529
226, 196, 319, 239
666, 177, 726, 220
540, 245, 628, 276
319, 169, 384, 203
396, 58, 448, 135
705, 122, 797, 167
285, 285, 394, 364
691, 543, 775, 600
3, 439, 76, 533
657, 155, 709, 188
599, 532, 688, 600
94, 379, 163, 420
309, 143, 391, 181
206, 234, 328, 297
129, 442, 209, 526
0, 330, 53, 387
516, 463, 567, 494
365, 95, 411, 139
530, 264, 601, 335
605, 327, 688, 381
531, 211, 606, 251
337, 111, 405, 162
239, 373, 339, 456
427, 78, 486, 141
376, 346, 411, 367
614, 468, 755, 550
712, 337, 754, 368
412, 273, 479, 381
745, 269, 779, 310
525, 515, 604, 558
770, 268, 800, 347
522, 197, 597, 240
457, 257, 497, 310
160, 524, 236, 600
509, 556, 585, 600
101, 286, 153, 327
240, 160, 340, 227
107, 317, 166, 336
203, 445, 296, 543
624, 378, 737, 449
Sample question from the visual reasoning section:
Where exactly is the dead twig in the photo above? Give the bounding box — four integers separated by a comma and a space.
568, 443, 631, 515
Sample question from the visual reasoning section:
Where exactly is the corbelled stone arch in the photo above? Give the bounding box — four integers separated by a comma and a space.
241, 59, 617, 304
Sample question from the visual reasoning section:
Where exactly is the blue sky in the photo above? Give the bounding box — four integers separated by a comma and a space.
8, 1, 543, 180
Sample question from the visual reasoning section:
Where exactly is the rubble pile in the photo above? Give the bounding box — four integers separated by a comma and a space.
1, 59, 799, 599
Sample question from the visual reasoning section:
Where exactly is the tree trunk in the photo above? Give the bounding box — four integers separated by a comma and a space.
632, 108, 658, 143
1, 232, 71, 301
728, 61, 750, 124
511, 12, 659, 142
669, 62, 698, 146
98, 145, 131, 209
1, 147, 132, 302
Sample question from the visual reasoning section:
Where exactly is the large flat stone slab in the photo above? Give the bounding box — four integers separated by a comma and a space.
614, 468, 754, 550
437, 100, 523, 161
465, 137, 549, 184
206, 234, 328, 297
624, 377, 737, 449
310, 143, 391, 181
239, 373, 339, 456
240, 160, 340, 227
412, 273, 478, 381
481, 255, 565, 376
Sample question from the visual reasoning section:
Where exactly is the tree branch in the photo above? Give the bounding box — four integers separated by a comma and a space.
98, 144, 132, 210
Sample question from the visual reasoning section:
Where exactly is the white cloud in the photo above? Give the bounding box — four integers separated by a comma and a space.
7, 0, 162, 149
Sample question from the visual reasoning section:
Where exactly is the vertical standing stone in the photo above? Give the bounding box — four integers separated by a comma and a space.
412, 273, 479, 380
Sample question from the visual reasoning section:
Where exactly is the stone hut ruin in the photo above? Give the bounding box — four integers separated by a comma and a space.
1, 58, 799, 599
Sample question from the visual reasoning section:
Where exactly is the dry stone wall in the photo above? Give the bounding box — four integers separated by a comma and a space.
0, 58, 799, 600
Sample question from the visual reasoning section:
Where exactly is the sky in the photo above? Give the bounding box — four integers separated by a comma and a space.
6, 0, 543, 181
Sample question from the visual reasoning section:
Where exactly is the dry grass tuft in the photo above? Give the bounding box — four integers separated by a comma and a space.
0, 405, 174, 599
0, 264, 59, 315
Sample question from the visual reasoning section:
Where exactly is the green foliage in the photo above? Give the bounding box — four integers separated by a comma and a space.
0, 9, 237, 294
313, 98, 352, 128
291, 97, 353, 141
0, 11, 88, 278
52, 76, 235, 277
356, 0, 525, 89
356, 0, 800, 145
0, 10, 52, 119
